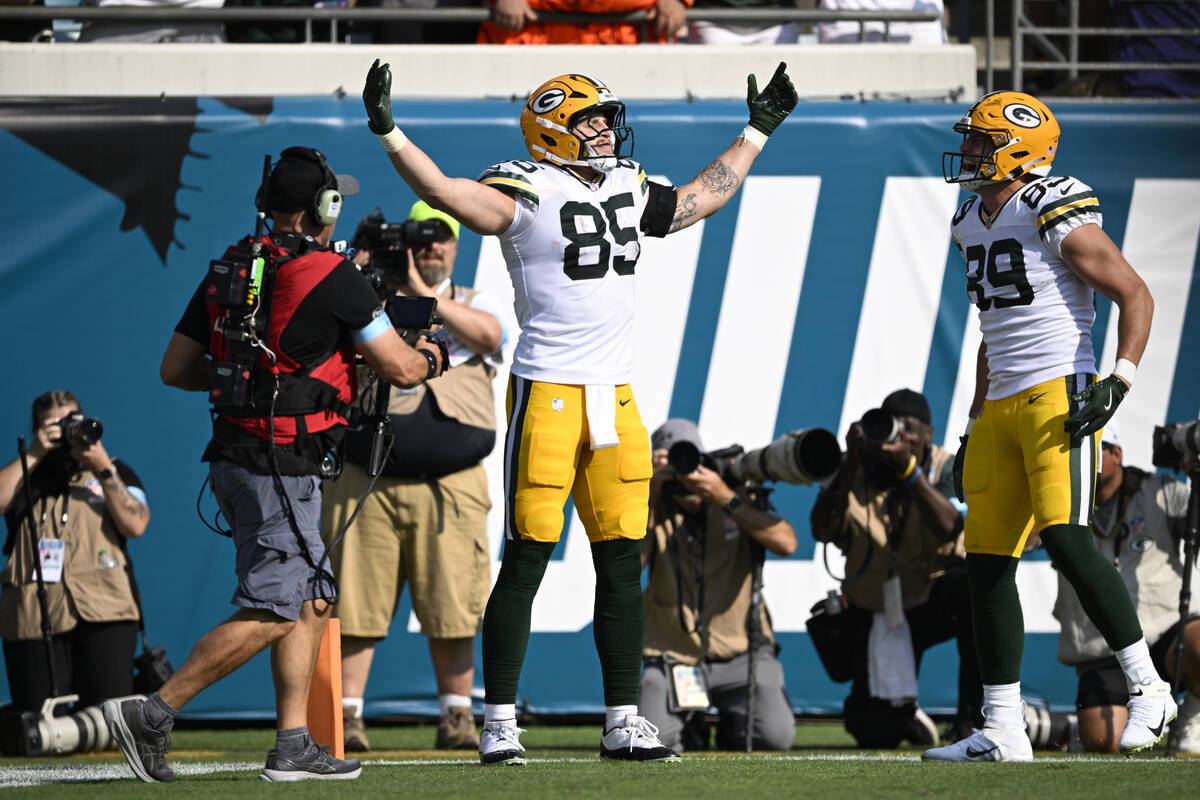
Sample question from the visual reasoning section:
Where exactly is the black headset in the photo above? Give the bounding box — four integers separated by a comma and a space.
255, 146, 343, 226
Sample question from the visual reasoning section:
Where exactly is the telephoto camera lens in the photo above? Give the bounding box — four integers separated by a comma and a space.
725, 428, 842, 486
860, 407, 901, 444
59, 413, 103, 449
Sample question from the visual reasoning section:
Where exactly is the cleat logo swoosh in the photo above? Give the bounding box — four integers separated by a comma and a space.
966, 745, 999, 758
1149, 712, 1166, 738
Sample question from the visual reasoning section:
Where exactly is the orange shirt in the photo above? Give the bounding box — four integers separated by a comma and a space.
478, 0, 693, 45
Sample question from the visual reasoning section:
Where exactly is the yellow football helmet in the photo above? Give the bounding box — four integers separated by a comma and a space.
943, 90, 1060, 191
519, 74, 633, 173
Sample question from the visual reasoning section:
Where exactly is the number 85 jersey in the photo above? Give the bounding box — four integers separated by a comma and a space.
479, 158, 675, 385
951, 174, 1104, 400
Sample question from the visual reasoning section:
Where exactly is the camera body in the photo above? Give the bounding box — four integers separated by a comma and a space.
352, 209, 442, 280
1152, 419, 1200, 471
667, 428, 842, 488
58, 411, 103, 449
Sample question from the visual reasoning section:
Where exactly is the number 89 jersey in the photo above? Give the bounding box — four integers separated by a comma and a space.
951, 174, 1104, 400
479, 158, 670, 385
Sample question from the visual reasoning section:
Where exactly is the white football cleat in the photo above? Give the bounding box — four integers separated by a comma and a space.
922, 725, 1032, 762
478, 722, 526, 766
599, 715, 681, 762
1119, 679, 1178, 755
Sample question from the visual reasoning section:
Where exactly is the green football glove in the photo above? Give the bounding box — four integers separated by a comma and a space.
1064, 374, 1129, 440
363, 58, 395, 135
952, 433, 967, 503
746, 62, 798, 138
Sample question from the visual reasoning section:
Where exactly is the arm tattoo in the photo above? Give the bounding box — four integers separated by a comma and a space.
106, 473, 149, 519
698, 159, 739, 196
669, 192, 699, 233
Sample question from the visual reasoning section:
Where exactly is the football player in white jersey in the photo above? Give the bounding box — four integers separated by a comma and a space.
361, 59, 797, 764
922, 91, 1167, 763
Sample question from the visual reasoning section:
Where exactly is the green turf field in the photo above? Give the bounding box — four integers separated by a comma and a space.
2, 721, 1197, 798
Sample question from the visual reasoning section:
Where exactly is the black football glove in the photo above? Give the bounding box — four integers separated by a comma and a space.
952, 433, 968, 503
746, 62, 798, 138
1064, 375, 1129, 440
363, 58, 395, 135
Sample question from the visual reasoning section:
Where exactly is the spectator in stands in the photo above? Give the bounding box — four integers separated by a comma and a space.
0, 0, 52, 42
1110, 0, 1200, 98
478, 0, 690, 44
76, 0, 226, 43
354, 1, 486, 45
687, 0, 799, 45
817, 0, 945, 44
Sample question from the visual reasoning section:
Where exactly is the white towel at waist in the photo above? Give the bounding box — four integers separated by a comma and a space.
585, 384, 619, 449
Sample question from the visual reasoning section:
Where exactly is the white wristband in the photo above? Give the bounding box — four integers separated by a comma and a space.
1113, 357, 1137, 386
741, 125, 769, 152
964, 417, 976, 436
377, 126, 408, 153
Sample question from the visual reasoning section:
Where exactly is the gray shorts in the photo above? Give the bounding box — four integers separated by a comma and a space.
209, 460, 334, 621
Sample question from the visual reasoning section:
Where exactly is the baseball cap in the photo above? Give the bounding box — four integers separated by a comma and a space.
881, 388, 932, 426
651, 419, 704, 453
407, 199, 461, 239
1101, 418, 1121, 448
264, 146, 359, 214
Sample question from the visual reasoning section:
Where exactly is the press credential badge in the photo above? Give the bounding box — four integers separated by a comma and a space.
36, 539, 65, 583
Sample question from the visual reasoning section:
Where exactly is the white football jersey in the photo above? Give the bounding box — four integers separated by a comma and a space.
479, 158, 655, 384
951, 175, 1104, 400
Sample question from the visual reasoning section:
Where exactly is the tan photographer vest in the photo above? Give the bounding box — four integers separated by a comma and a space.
386, 285, 497, 431
643, 500, 777, 665
840, 444, 959, 612
1, 463, 139, 641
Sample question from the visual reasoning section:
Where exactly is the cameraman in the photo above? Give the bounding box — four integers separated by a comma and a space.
323, 200, 507, 752
810, 389, 980, 747
0, 390, 149, 713
104, 146, 444, 784
640, 419, 797, 752
1053, 419, 1199, 754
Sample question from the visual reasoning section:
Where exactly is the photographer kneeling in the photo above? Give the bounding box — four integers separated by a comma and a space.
0, 391, 149, 716
810, 389, 981, 747
640, 419, 797, 752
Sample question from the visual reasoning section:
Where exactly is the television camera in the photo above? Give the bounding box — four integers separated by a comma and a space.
351, 206, 444, 278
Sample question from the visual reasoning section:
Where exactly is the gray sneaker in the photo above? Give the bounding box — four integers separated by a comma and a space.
102, 697, 176, 783
260, 738, 363, 782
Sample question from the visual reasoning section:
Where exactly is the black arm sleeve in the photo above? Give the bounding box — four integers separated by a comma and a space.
640, 180, 677, 239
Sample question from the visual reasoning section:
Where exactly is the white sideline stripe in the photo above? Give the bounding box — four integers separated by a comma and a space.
5, 752, 1193, 785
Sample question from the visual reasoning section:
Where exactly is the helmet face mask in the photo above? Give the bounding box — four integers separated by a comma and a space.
943, 91, 1060, 192
520, 74, 634, 173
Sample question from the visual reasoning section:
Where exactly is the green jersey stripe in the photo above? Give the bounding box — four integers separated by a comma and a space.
1038, 204, 1101, 239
